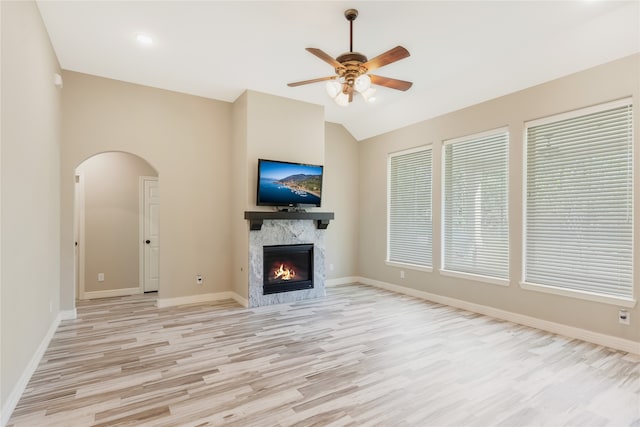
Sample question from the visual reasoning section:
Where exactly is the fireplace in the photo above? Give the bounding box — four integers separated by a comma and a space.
248, 218, 326, 307
263, 244, 314, 295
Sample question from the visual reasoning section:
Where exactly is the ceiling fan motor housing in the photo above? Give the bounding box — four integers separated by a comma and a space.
336, 52, 368, 91
336, 52, 367, 64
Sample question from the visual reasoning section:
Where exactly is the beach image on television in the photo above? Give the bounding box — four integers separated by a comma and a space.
259, 160, 322, 206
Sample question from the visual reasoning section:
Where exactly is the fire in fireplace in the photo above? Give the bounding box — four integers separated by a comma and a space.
263, 244, 313, 295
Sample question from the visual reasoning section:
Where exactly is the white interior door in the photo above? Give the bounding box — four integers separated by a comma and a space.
143, 177, 160, 292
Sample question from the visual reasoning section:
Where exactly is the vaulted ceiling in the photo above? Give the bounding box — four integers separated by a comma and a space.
37, 1, 639, 141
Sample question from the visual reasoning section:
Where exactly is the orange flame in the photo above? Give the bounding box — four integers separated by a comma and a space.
274, 264, 296, 281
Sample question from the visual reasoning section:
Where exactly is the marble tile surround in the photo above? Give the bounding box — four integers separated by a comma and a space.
249, 219, 326, 307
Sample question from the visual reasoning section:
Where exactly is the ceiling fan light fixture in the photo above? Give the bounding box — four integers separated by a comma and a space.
361, 87, 377, 103
334, 91, 350, 106
326, 80, 342, 98
354, 74, 371, 93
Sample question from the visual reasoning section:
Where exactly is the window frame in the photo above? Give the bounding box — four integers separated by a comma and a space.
386, 145, 433, 272
521, 98, 635, 308
440, 127, 510, 286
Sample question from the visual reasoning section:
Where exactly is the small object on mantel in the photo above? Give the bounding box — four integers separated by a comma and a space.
244, 211, 335, 231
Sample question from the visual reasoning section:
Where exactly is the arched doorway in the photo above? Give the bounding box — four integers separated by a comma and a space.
74, 152, 159, 300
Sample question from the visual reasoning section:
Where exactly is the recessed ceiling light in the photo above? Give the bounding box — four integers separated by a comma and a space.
136, 33, 153, 45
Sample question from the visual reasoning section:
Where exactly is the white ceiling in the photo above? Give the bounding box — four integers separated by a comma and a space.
37, 1, 640, 141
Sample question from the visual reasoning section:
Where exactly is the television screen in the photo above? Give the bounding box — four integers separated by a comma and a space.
257, 159, 323, 207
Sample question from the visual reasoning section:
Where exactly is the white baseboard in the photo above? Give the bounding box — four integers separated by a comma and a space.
325, 277, 359, 287
1, 311, 63, 427
232, 293, 249, 308
82, 287, 142, 300
357, 276, 640, 356
157, 291, 247, 308
60, 308, 77, 321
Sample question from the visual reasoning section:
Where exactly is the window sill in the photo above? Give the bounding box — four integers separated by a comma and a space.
439, 269, 510, 287
520, 281, 636, 308
386, 260, 433, 273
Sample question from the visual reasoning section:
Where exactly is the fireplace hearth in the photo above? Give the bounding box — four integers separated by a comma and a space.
263, 244, 313, 295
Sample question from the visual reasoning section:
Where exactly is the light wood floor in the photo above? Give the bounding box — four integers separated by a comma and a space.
8, 284, 640, 426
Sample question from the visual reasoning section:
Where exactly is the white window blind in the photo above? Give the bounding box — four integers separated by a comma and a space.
443, 130, 509, 280
388, 147, 432, 268
525, 100, 633, 300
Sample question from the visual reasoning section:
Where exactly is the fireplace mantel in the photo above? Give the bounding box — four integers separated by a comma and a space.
244, 211, 334, 231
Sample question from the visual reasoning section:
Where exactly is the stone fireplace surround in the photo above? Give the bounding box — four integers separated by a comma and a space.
246, 212, 333, 307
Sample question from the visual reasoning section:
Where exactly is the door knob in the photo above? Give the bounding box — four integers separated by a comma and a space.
145, 240, 151, 244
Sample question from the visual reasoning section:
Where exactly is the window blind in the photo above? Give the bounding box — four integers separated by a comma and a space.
443, 130, 509, 279
525, 101, 633, 299
388, 147, 432, 268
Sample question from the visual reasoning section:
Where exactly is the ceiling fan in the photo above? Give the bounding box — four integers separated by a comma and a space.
287, 8, 413, 106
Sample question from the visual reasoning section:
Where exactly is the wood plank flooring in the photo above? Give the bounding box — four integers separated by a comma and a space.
8, 284, 640, 426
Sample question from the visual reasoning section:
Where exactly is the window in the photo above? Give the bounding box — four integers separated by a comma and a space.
442, 129, 509, 283
524, 99, 633, 303
387, 146, 432, 269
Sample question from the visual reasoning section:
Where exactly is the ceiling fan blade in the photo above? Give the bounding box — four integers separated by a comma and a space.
369, 74, 413, 91
287, 76, 336, 87
306, 48, 343, 69
363, 46, 410, 72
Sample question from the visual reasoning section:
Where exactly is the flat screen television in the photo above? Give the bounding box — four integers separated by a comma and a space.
257, 159, 323, 208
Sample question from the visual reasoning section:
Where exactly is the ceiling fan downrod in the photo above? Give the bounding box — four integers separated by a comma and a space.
336, 9, 367, 73
345, 9, 358, 53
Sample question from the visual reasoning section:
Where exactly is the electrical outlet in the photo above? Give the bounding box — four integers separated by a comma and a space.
98, 273, 104, 282
329, 263, 334, 271
196, 274, 203, 285
618, 310, 630, 325
400, 270, 405, 279
49, 301, 53, 313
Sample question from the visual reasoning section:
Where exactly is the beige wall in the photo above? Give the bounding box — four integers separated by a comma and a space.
61, 71, 233, 303
358, 54, 640, 343
245, 91, 325, 198
76, 152, 157, 294
230, 92, 249, 298
1, 0, 61, 410
324, 123, 359, 280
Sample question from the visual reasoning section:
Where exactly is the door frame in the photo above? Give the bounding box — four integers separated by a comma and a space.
139, 176, 159, 292
75, 173, 86, 300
